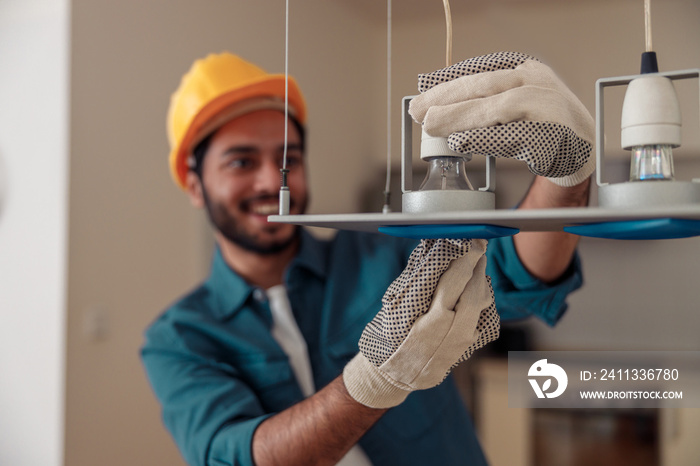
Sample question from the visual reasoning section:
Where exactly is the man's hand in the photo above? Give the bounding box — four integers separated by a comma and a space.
343, 238, 499, 409
409, 51, 595, 188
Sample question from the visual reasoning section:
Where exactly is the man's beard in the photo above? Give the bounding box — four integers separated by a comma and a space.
202, 188, 306, 255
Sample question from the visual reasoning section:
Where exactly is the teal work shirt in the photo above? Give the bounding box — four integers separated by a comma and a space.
141, 230, 583, 466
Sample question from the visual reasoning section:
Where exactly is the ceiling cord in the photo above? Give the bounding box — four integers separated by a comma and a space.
279, 0, 291, 215
644, 0, 653, 52
382, 0, 393, 214
443, 0, 453, 67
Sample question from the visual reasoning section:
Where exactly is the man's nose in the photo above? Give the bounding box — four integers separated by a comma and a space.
254, 158, 281, 193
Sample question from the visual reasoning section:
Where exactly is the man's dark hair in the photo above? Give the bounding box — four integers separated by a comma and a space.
190, 116, 306, 179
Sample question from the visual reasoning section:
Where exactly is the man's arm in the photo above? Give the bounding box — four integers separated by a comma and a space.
253, 238, 497, 466
252, 375, 386, 466
513, 176, 590, 283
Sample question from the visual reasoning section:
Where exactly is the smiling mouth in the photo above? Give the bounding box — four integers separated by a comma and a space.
242, 195, 287, 216
250, 203, 279, 216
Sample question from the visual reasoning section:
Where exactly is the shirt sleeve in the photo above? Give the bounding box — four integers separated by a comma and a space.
141, 321, 270, 466
485, 235, 583, 326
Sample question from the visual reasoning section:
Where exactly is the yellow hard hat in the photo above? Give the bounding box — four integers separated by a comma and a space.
167, 52, 307, 189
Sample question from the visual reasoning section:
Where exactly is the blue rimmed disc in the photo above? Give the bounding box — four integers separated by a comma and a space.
378, 224, 519, 239
564, 218, 700, 240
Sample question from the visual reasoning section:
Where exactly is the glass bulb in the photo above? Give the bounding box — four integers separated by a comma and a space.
418, 156, 474, 191
629, 144, 675, 181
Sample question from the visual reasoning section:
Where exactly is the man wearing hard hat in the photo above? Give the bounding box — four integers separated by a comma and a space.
142, 52, 591, 465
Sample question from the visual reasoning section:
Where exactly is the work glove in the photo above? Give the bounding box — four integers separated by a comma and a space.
343, 238, 499, 409
408, 51, 595, 187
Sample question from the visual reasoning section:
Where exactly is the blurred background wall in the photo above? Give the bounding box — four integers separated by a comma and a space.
1, 0, 699, 465
0, 1, 69, 465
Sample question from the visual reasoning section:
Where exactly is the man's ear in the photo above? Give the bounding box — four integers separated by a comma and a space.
185, 171, 205, 208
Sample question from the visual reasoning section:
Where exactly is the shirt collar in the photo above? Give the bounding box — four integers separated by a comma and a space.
205, 246, 255, 320
205, 229, 329, 320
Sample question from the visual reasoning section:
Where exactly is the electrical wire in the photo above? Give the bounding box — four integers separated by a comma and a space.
382, 0, 393, 214
443, 0, 453, 67
279, 0, 290, 215
644, 0, 652, 52
382, 0, 453, 213
283, 0, 289, 167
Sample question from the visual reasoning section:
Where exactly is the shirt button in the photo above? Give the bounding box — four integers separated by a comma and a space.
253, 288, 266, 302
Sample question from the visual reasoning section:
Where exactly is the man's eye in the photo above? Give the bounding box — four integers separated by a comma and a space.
283, 153, 303, 168
227, 158, 252, 169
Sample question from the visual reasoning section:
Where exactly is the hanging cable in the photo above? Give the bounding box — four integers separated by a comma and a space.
644, 0, 652, 52
640, 0, 658, 74
381, 0, 452, 214
443, 0, 453, 67
279, 0, 291, 215
382, 0, 393, 214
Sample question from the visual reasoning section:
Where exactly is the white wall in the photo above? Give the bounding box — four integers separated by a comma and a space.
0, 1, 69, 465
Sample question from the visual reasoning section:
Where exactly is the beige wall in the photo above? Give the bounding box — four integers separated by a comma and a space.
1, 0, 697, 465
384, 0, 700, 167
65, 1, 383, 464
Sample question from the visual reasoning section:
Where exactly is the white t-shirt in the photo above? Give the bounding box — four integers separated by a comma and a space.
266, 285, 372, 466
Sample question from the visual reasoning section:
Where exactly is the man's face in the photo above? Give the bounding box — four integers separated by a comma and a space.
188, 109, 308, 255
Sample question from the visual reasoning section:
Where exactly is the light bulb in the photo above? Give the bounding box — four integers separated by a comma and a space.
418, 156, 474, 191
401, 127, 495, 213
629, 144, 675, 181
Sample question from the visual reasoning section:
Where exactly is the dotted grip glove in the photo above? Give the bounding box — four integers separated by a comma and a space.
408, 51, 595, 187
343, 238, 499, 409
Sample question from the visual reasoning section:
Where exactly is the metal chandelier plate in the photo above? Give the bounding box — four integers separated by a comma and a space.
269, 204, 700, 234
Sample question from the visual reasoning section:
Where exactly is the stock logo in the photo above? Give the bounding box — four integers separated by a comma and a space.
528, 359, 568, 399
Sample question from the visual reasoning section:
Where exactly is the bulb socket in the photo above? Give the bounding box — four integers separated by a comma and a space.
641, 51, 659, 74
621, 75, 681, 149
420, 128, 470, 161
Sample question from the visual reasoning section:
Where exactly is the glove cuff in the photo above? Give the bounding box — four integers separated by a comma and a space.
343, 353, 410, 409
547, 152, 596, 187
